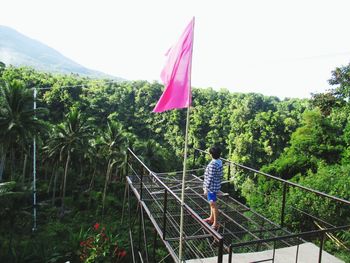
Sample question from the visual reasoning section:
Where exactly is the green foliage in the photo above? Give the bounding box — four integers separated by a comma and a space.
0, 181, 131, 262
133, 139, 176, 172
0, 79, 48, 181
287, 164, 350, 226
262, 110, 343, 179
311, 92, 344, 116
328, 63, 350, 100
1, 62, 350, 261
45, 107, 91, 212
0, 181, 16, 194
78, 223, 126, 263
227, 94, 309, 169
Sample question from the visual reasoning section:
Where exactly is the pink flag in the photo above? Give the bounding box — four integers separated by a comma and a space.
153, 18, 194, 113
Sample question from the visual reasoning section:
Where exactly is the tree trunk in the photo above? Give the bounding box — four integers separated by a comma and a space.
52, 169, 58, 206
79, 157, 83, 177
87, 164, 97, 209
102, 160, 112, 214
89, 164, 96, 191
10, 149, 15, 181
47, 165, 55, 194
44, 162, 48, 180
119, 154, 128, 182
114, 165, 118, 181
60, 165, 65, 195
121, 155, 127, 182
22, 153, 28, 183
0, 152, 6, 182
61, 152, 70, 214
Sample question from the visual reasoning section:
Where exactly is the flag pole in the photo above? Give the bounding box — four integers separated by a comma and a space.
178, 17, 195, 263
178, 103, 190, 262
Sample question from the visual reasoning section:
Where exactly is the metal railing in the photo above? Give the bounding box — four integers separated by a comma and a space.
194, 148, 350, 262
227, 225, 349, 263
127, 148, 225, 263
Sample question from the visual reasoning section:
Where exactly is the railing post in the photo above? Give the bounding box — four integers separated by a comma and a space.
138, 203, 142, 252
257, 221, 264, 251
141, 206, 149, 262
126, 150, 129, 176
228, 163, 231, 180
295, 237, 300, 263
280, 182, 287, 228
224, 162, 230, 193
217, 238, 224, 263
192, 149, 196, 168
163, 189, 168, 240
228, 245, 233, 263
128, 185, 131, 229
318, 231, 325, 263
140, 168, 144, 201
153, 228, 157, 263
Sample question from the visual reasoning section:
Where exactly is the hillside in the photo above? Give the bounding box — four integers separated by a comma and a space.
0, 25, 121, 79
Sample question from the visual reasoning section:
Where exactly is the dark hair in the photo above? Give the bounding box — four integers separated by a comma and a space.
209, 146, 221, 159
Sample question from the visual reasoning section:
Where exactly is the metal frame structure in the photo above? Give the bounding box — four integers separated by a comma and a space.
124, 148, 350, 263
125, 148, 224, 262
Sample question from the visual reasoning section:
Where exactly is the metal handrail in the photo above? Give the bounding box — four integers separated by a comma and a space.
127, 148, 224, 262
194, 148, 350, 205
230, 224, 350, 248
128, 148, 223, 240
195, 147, 350, 262
228, 225, 350, 263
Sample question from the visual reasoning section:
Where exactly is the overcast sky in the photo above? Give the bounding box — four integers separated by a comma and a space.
1, 0, 350, 99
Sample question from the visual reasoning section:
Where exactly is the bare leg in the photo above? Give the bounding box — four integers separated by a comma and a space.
209, 203, 214, 221
205, 203, 214, 223
211, 202, 219, 228
204, 201, 214, 224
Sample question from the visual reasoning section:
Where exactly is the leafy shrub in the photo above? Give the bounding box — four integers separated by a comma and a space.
78, 223, 126, 263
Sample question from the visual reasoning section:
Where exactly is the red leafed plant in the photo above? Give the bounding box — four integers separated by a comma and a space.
79, 223, 126, 263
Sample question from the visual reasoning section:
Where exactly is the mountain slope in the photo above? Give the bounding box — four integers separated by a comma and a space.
0, 25, 120, 79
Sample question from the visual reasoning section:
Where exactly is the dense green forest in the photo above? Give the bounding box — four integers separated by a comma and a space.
0, 61, 349, 262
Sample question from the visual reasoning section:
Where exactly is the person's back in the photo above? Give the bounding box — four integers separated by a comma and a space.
203, 158, 223, 193
203, 146, 223, 230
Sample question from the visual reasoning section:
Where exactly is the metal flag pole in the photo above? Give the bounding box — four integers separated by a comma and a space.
32, 87, 37, 231
178, 17, 195, 263
178, 104, 190, 262
31, 86, 51, 231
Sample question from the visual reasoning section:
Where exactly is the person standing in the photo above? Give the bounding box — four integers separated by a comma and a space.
203, 146, 223, 230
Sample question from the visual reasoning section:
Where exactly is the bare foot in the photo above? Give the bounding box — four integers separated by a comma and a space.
211, 224, 219, 231
204, 218, 213, 224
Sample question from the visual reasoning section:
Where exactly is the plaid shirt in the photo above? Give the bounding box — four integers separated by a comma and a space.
203, 159, 223, 193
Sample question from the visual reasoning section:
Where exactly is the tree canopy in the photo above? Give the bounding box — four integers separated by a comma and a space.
0, 62, 349, 261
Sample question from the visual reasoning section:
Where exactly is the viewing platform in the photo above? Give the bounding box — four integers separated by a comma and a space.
124, 148, 350, 263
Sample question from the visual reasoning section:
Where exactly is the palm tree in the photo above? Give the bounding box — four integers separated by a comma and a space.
134, 139, 169, 172
0, 80, 47, 181
99, 120, 127, 213
42, 133, 61, 206
85, 138, 102, 191
46, 107, 90, 214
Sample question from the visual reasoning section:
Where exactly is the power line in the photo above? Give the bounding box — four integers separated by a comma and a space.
30, 78, 122, 91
